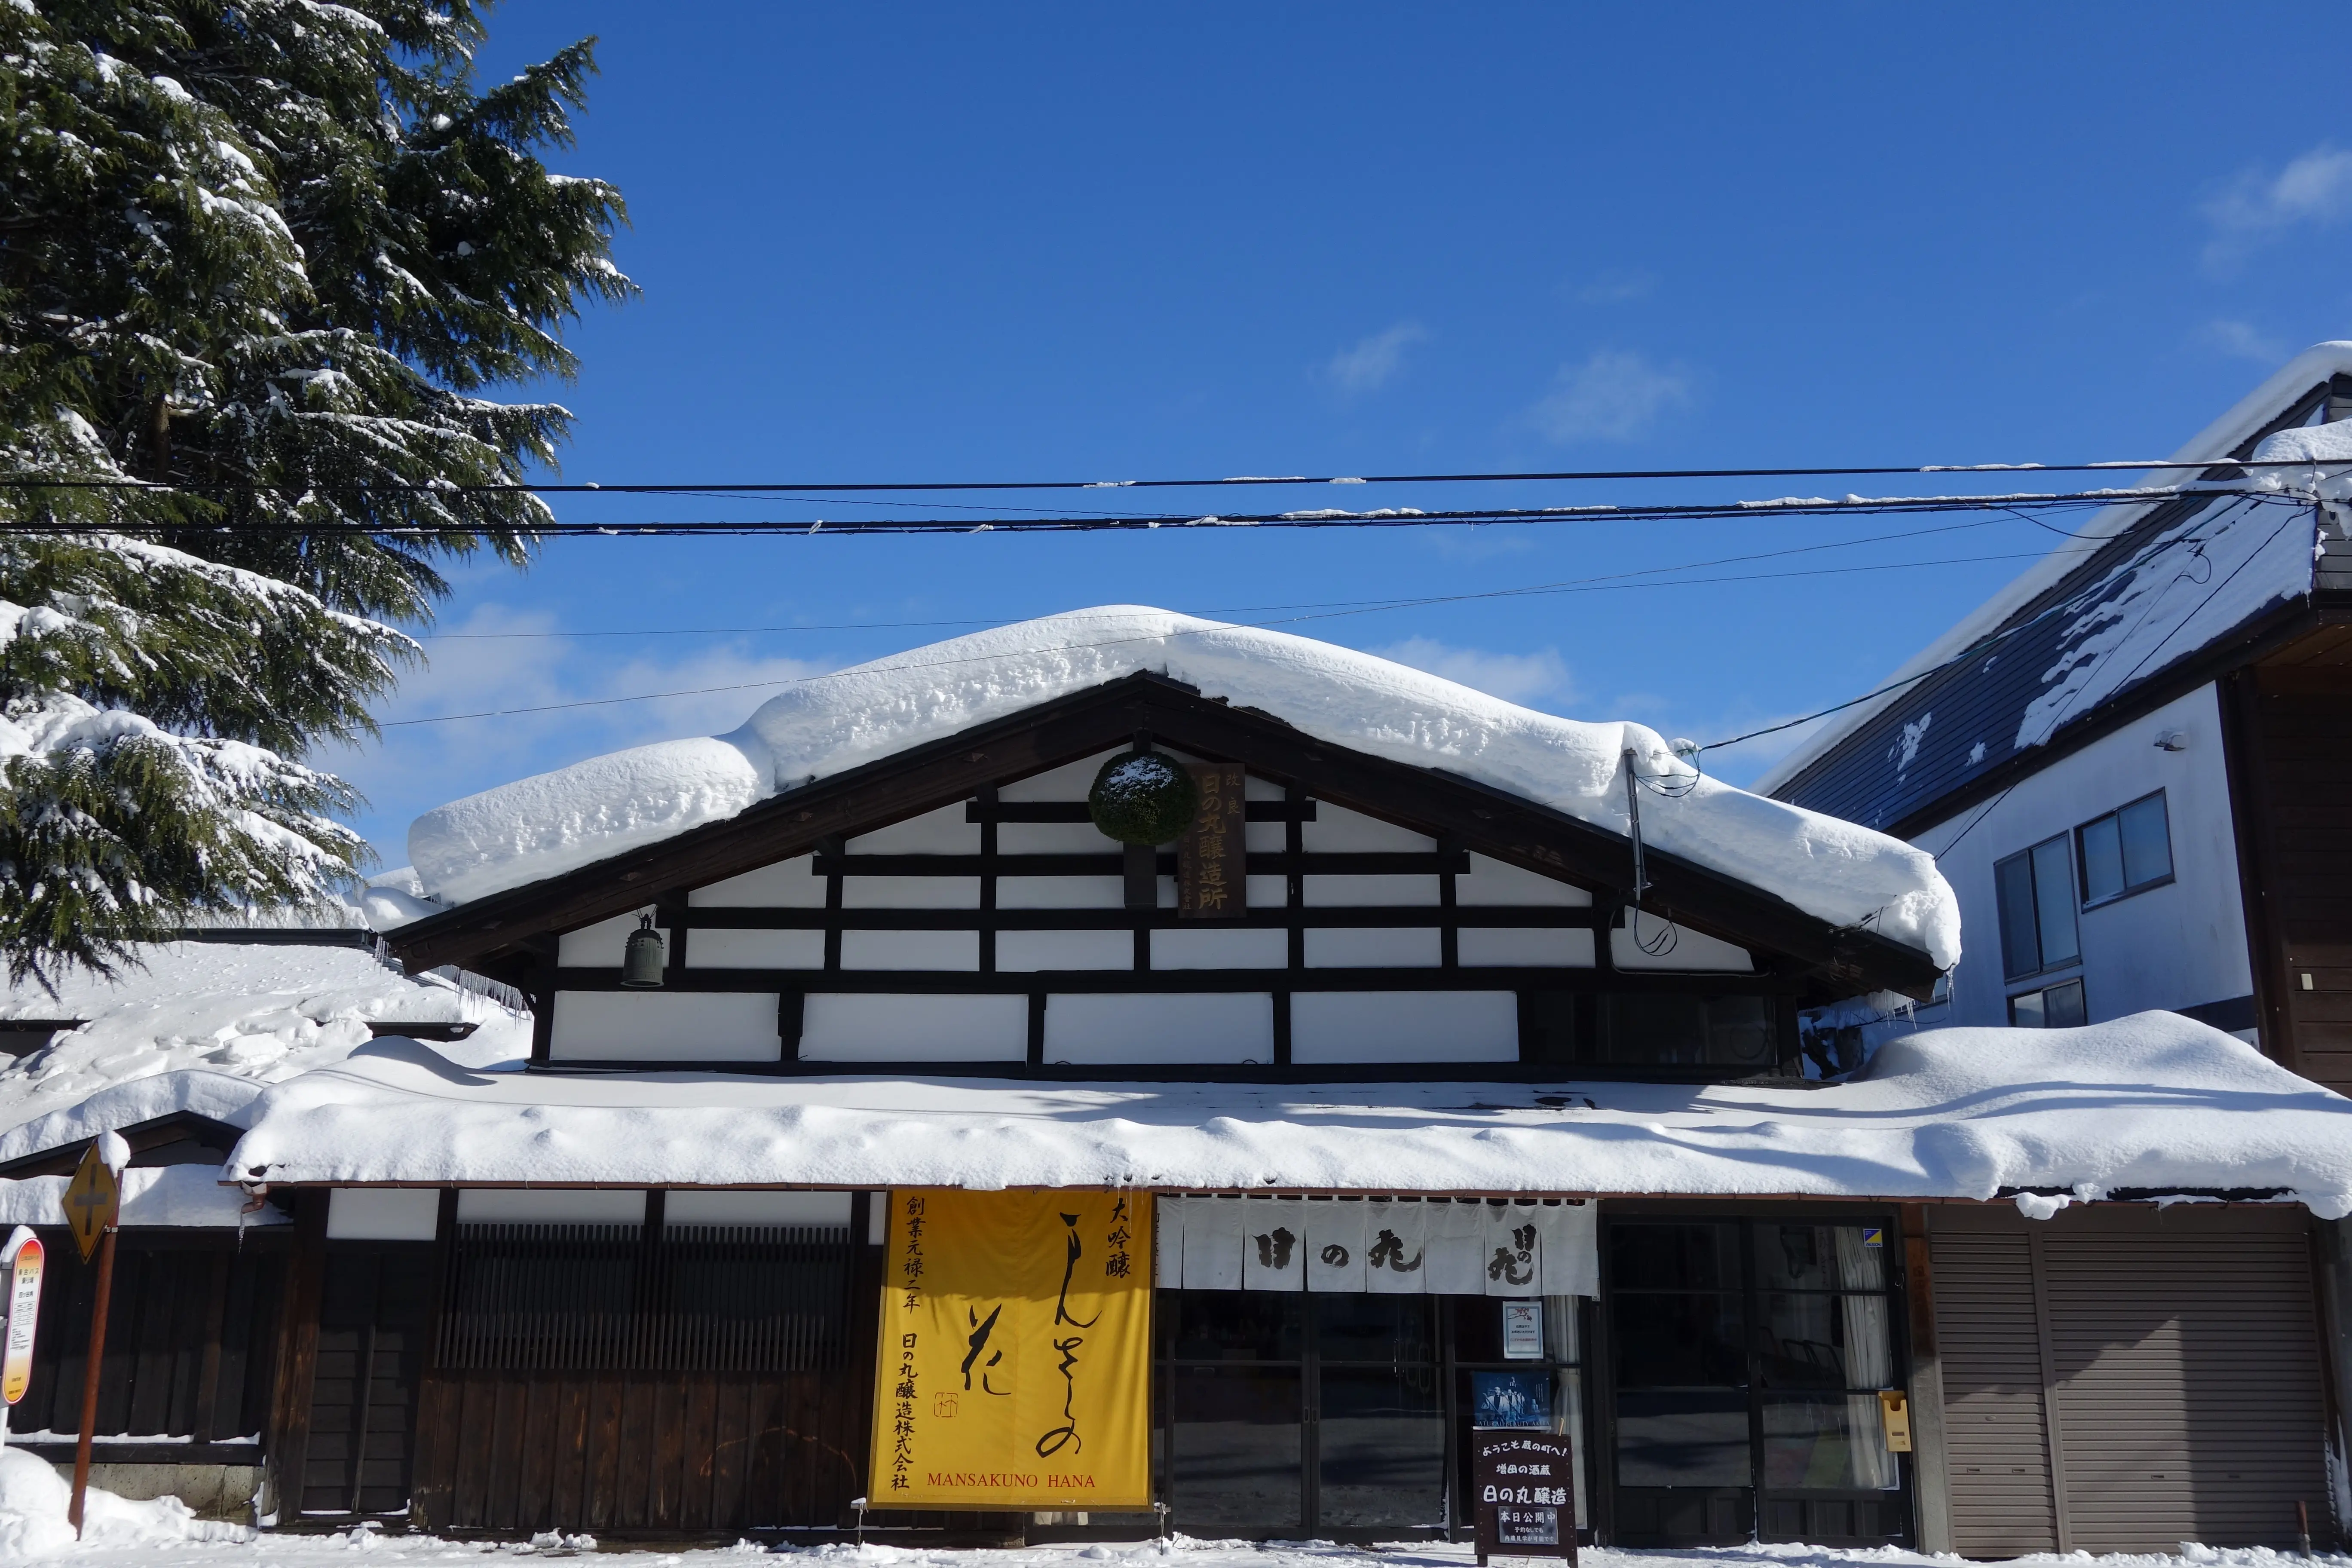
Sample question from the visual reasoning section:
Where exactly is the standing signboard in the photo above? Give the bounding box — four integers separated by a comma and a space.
1470, 1371, 1577, 1565
63, 1139, 123, 1537
0, 1227, 43, 1436
870, 1189, 1153, 1512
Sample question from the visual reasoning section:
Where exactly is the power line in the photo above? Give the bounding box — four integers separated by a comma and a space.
382, 542, 2098, 729
411, 514, 2066, 640
6, 486, 2220, 539
0, 456, 2338, 496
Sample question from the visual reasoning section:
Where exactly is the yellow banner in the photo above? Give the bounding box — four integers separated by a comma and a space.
872, 1189, 1152, 1511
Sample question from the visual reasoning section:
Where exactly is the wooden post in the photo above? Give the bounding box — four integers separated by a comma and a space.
68, 1224, 118, 1537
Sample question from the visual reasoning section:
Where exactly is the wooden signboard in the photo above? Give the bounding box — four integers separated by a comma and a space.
1178, 763, 1246, 919
1472, 1428, 1577, 1564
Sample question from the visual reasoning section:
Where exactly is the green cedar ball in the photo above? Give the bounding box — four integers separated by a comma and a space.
0, 1, 631, 985
1088, 753, 1200, 846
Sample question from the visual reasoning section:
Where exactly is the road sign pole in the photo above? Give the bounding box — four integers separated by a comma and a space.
67, 1223, 116, 1538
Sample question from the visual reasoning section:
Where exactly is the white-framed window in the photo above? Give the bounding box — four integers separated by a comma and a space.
2008, 977, 2086, 1029
2076, 790, 2172, 907
1994, 834, 2079, 982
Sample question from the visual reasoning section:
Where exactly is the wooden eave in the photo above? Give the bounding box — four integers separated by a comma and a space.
0, 1109, 246, 1179
386, 672, 1944, 1000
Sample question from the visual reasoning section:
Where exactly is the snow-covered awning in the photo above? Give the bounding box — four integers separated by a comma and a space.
225, 1013, 2352, 1218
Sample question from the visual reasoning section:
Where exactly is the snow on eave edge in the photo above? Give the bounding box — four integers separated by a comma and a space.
1752, 341, 2352, 797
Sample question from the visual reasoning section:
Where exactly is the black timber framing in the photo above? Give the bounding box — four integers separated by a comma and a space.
388, 673, 1943, 1000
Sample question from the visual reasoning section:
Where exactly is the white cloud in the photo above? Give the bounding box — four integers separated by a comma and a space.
1371, 637, 1577, 708
1324, 322, 1428, 394
319, 603, 841, 864
1526, 349, 1692, 443
2202, 144, 2352, 267
2201, 318, 2288, 364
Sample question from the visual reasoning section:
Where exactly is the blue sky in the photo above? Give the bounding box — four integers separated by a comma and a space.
336, 2, 2352, 868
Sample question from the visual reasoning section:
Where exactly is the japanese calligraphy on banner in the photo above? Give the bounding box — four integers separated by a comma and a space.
872, 1190, 1152, 1511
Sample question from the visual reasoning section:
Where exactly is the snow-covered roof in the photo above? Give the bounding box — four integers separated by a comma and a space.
226, 1013, 2352, 1217
1757, 342, 2352, 799
408, 606, 1962, 968
0, 942, 533, 1159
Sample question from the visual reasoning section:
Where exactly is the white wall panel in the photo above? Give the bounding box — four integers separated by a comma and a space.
1302, 804, 1435, 852
550, 989, 781, 1062
1461, 854, 1592, 906
1152, 927, 1287, 970
997, 876, 1124, 910
664, 1189, 851, 1227
557, 909, 650, 968
685, 929, 824, 969
459, 1188, 646, 1224
690, 856, 825, 908
999, 752, 1121, 801
839, 929, 980, 971
1304, 873, 1440, 907
999, 821, 1111, 853
997, 929, 1133, 971
1609, 921, 1753, 972
1044, 992, 1275, 1065
328, 1188, 440, 1241
797, 992, 1026, 1061
847, 804, 979, 854
1291, 990, 1518, 1063
842, 876, 980, 910
1304, 927, 1442, 968
1459, 928, 1596, 968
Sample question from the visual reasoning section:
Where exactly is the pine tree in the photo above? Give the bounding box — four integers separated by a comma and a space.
0, 1, 631, 984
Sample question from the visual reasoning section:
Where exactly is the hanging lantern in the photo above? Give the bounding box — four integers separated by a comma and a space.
621, 913, 666, 988
1088, 751, 1199, 846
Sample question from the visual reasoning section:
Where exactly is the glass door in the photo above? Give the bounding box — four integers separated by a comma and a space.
1603, 1216, 1908, 1547
1157, 1291, 1448, 1535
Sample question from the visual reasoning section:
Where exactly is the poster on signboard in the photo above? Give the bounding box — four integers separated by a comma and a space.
871, 1189, 1152, 1511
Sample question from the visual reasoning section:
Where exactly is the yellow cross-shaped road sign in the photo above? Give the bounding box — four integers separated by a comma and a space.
63, 1144, 119, 1264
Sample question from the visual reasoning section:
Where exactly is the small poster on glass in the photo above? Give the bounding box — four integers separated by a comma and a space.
1473, 1371, 1552, 1430
1501, 1298, 1544, 1360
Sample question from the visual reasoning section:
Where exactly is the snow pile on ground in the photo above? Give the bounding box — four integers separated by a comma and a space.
0, 943, 532, 1163
230, 1011, 2352, 1214
408, 607, 1960, 968
0, 1525, 2335, 1568
0, 1445, 250, 1559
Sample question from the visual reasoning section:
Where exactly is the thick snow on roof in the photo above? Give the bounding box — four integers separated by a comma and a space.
0, 1165, 286, 1228
410, 606, 1960, 967
1756, 342, 2352, 795
0, 942, 533, 1156
229, 1013, 2352, 1217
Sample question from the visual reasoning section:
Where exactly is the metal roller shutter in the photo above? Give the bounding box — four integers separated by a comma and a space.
1930, 1227, 2059, 1557
1931, 1205, 2330, 1556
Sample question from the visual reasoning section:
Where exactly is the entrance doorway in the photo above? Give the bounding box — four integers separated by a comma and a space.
1154, 1290, 1586, 1538
1601, 1215, 1910, 1547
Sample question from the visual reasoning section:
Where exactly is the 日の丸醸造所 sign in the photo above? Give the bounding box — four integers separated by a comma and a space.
871, 1190, 1152, 1511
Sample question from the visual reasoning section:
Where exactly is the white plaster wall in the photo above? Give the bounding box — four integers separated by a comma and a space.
1910, 683, 2253, 1030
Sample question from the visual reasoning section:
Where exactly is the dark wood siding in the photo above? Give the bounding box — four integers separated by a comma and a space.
1932, 1205, 2330, 1557
299, 1243, 435, 1516
11, 1229, 284, 1451
409, 1219, 868, 1534
2230, 660, 2352, 1093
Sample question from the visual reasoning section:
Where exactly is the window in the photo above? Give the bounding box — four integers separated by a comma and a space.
1994, 836, 2079, 980
2076, 791, 2172, 906
2008, 978, 2086, 1029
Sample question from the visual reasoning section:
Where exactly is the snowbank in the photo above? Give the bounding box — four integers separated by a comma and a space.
0, 943, 533, 1156
410, 608, 1960, 968
228, 1012, 2352, 1215
0, 1446, 250, 1559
